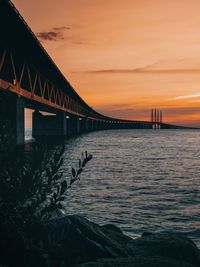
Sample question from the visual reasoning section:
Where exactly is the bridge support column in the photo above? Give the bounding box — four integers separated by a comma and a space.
0, 92, 24, 154
104, 121, 108, 130
98, 121, 102, 130
79, 118, 88, 133
16, 97, 25, 145
87, 119, 93, 131
32, 110, 67, 138
92, 120, 95, 131
93, 120, 96, 131
66, 115, 81, 135
85, 119, 89, 132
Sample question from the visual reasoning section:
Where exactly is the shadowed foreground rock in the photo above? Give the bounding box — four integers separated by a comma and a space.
76, 233, 200, 267
76, 256, 197, 267
1, 215, 200, 266
124, 232, 200, 267
28, 215, 200, 267
28, 215, 129, 266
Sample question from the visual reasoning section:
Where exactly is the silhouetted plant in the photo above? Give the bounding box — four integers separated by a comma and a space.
0, 144, 65, 236
70, 151, 93, 186
0, 144, 93, 266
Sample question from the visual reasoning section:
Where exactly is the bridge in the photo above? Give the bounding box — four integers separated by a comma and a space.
0, 0, 187, 153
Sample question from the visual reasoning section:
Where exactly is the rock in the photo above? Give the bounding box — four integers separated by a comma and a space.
100, 224, 132, 245
125, 232, 200, 267
31, 215, 128, 266
75, 256, 196, 267
21, 216, 200, 267
141, 231, 153, 237
101, 224, 123, 234
75, 231, 200, 267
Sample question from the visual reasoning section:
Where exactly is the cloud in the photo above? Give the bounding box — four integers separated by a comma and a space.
96, 103, 137, 110
172, 92, 200, 100
37, 31, 65, 41
95, 105, 149, 121
52, 26, 71, 31
37, 26, 71, 42
77, 64, 200, 75
72, 41, 85, 45
161, 107, 200, 127
36, 25, 85, 45
161, 106, 200, 115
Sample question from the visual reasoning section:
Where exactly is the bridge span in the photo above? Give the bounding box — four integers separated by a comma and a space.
0, 0, 183, 153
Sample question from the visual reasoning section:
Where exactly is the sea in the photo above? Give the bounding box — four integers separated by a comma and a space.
25, 128, 200, 246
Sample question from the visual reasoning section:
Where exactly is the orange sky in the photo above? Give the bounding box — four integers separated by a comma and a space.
12, 0, 200, 126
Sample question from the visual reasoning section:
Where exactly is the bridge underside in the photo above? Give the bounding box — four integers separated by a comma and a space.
0, 90, 155, 153
0, 88, 192, 155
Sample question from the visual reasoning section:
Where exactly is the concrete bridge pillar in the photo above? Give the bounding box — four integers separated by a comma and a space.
87, 119, 92, 131
88, 119, 93, 131
77, 117, 81, 134
90, 120, 94, 131
98, 121, 101, 130
81, 117, 89, 133
67, 115, 81, 135
93, 120, 96, 131
85, 118, 89, 132
106, 121, 109, 129
0, 92, 24, 153
32, 110, 67, 138
99, 121, 103, 130
93, 120, 98, 131
95, 120, 99, 130
79, 117, 88, 133
16, 97, 25, 145
79, 118, 83, 133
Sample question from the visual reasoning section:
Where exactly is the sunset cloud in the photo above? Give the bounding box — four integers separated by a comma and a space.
79, 67, 200, 75
37, 26, 71, 42
37, 31, 64, 41
52, 26, 71, 31
173, 93, 200, 100
36, 25, 85, 45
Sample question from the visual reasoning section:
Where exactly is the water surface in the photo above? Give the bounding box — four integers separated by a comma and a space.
25, 129, 200, 246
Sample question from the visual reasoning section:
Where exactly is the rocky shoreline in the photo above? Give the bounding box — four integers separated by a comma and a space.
4, 215, 199, 267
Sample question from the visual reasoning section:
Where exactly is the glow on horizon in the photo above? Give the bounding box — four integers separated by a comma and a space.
12, 0, 200, 127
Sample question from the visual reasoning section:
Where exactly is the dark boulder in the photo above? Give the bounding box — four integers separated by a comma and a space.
30, 215, 128, 266
100, 224, 132, 245
21, 215, 200, 267
125, 232, 200, 267
76, 256, 196, 267
76, 231, 200, 267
